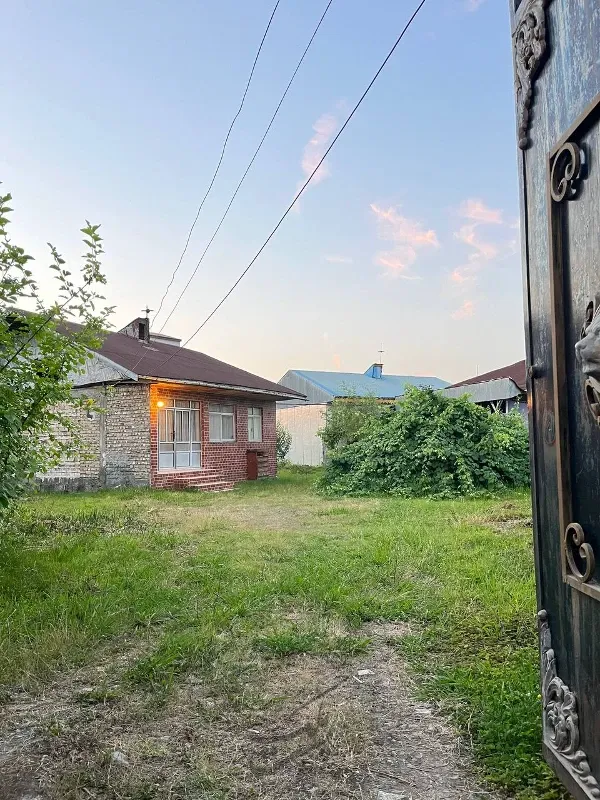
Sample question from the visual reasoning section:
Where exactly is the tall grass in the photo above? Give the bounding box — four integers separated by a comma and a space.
0, 475, 563, 798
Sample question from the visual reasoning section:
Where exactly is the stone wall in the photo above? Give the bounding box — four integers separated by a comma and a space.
37, 396, 103, 492
38, 383, 151, 491
103, 384, 151, 488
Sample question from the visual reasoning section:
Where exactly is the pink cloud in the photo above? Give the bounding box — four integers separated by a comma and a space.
370, 203, 438, 278
450, 267, 472, 284
459, 198, 502, 225
301, 112, 337, 185
449, 198, 505, 287
370, 204, 439, 248
452, 300, 475, 320
455, 224, 499, 260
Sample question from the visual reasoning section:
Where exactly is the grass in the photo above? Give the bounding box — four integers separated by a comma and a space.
0, 470, 565, 799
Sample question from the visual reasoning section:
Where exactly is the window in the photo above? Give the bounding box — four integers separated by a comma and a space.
248, 406, 263, 442
158, 399, 201, 469
209, 403, 235, 442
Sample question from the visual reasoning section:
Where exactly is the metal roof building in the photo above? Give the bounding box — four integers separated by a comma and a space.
278, 364, 449, 407
276, 363, 449, 466
442, 359, 527, 415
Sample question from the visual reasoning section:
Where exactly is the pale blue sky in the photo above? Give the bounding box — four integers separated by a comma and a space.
2, 0, 521, 384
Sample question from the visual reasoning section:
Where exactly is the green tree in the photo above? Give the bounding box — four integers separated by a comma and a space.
0, 189, 111, 506
276, 422, 292, 464
320, 386, 530, 498
318, 391, 383, 451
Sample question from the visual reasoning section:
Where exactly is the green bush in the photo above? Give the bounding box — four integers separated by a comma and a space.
276, 422, 292, 463
320, 386, 530, 498
318, 392, 383, 450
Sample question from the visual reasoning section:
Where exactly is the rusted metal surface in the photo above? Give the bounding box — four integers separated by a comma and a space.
510, 0, 600, 796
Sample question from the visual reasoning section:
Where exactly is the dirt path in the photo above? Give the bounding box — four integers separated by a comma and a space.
0, 624, 498, 800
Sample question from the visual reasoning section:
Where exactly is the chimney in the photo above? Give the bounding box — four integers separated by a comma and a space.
371, 363, 383, 379
139, 307, 152, 343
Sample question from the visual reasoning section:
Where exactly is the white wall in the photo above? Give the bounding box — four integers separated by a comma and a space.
277, 404, 326, 466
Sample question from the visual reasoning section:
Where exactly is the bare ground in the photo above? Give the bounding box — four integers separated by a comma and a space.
0, 624, 498, 800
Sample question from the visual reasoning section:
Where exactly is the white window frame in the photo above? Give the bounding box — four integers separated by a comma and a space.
209, 403, 236, 442
158, 398, 201, 470
247, 406, 263, 442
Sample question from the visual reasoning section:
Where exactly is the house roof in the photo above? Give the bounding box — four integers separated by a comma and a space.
5, 308, 303, 399
449, 360, 527, 392
92, 332, 303, 399
286, 368, 449, 399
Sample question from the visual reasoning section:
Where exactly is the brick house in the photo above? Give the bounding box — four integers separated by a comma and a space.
41, 318, 303, 492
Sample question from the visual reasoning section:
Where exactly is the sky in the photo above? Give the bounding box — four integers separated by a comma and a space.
2, 0, 523, 385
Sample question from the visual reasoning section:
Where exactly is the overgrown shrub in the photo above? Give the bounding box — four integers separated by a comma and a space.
318, 392, 383, 451
276, 422, 292, 464
320, 386, 530, 498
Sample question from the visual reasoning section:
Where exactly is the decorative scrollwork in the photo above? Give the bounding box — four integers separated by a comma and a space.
564, 523, 596, 584
538, 611, 600, 797
551, 142, 583, 202
576, 294, 600, 425
514, 0, 551, 149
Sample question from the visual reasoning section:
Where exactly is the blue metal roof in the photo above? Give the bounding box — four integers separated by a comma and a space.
290, 367, 449, 399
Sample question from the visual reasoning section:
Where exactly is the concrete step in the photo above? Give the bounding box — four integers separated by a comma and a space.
187, 480, 235, 493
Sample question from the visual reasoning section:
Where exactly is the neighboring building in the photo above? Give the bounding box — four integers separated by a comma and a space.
40, 317, 304, 492
443, 359, 527, 416
276, 363, 449, 466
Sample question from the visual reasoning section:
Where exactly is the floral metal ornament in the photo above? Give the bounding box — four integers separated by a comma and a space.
538, 610, 600, 797
514, 0, 552, 149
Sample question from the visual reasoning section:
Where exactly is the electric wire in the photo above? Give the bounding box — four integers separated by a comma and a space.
152, 0, 281, 328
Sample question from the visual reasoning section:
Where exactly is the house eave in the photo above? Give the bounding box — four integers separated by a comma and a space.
139, 375, 304, 401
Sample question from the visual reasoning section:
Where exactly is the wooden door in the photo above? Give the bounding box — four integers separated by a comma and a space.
510, 2, 600, 797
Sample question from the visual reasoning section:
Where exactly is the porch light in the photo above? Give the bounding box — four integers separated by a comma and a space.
157, 400, 164, 407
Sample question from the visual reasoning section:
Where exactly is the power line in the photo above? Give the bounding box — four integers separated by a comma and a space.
152, 0, 281, 328
157, 0, 335, 334
137, 0, 428, 377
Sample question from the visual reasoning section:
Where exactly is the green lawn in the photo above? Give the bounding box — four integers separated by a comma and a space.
0, 470, 564, 799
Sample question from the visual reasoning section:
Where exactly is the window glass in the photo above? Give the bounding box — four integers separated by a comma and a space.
248, 407, 263, 442
222, 413, 235, 441
209, 404, 235, 441
159, 452, 174, 469
209, 413, 221, 441
191, 409, 200, 442
158, 399, 201, 469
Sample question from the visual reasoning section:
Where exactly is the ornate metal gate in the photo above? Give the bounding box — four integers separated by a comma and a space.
510, 2, 600, 797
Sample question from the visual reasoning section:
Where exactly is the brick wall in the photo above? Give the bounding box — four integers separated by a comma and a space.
39, 383, 151, 491
39, 381, 276, 492
150, 384, 277, 488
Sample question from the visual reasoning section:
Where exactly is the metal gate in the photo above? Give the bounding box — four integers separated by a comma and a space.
510, 1, 600, 797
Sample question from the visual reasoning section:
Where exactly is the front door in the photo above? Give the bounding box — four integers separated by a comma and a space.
510, 2, 600, 797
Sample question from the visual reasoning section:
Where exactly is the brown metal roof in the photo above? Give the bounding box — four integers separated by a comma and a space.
449, 359, 527, 392
95, 331, 303, 399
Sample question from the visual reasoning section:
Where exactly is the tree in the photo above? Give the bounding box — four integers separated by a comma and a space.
0, 188, 111, 506
276, 422, 292, 464
318, 391, 383, 451
320, 386, 530, 498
